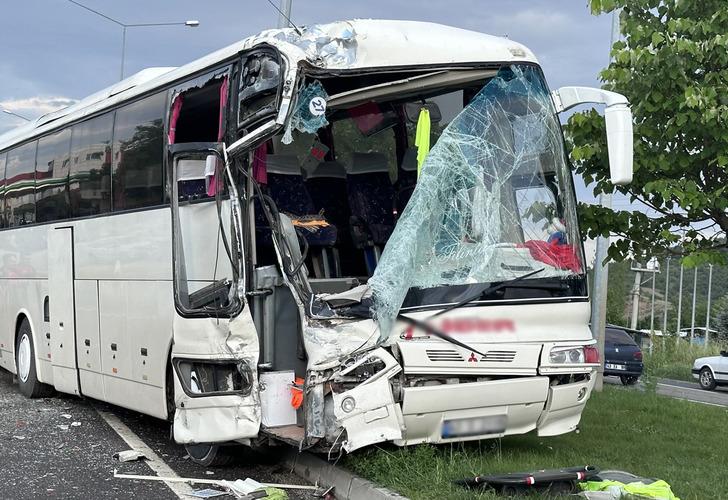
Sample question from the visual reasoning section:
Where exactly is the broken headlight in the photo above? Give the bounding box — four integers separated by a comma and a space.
174, 359, 253, 397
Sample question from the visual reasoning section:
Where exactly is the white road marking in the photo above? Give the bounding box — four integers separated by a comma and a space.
95, 408, 194, 499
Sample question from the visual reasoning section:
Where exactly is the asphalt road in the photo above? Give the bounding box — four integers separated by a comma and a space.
0, 369, 312, 500
604, 374, 728, 407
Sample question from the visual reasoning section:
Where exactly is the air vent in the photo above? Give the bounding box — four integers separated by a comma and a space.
481, 350, 516, 362
426, 349, 464, 362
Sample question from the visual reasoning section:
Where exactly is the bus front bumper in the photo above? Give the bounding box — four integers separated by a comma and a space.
392, 374, 595, 446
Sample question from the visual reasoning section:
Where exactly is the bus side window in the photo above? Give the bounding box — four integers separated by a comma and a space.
0, 152, 6, 228
5, 141, 38, 227
36, 129, 72, 223
69, 113, 114, 217
112, 92, 166, 211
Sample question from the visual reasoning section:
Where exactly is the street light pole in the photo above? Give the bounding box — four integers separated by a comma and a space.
2, 109, 31, 121
690, 266, 698, 344
676, 263, 684, 345
662, 257, 670, 335
66, 0, 199, 81
705, 264, 713, 345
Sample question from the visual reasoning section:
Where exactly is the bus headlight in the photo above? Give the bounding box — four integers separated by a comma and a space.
548, 346, 599, 365
175, 359, 253, 397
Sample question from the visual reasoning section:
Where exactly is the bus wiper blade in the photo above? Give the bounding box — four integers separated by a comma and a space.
431, 268, 545, 319
397, 314, 486, 357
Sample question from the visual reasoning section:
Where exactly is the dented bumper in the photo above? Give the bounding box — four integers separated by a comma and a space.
392, 374, 594, 446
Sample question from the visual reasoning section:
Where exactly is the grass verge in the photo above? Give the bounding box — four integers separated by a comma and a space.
644, 340, 728, 381
344, 386, 728, 499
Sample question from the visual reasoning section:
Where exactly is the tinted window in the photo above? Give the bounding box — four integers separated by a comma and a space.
36, 129, 71, 222
606, 328, 636, 345
70, 113, 113, 217
112, 93, 166, 210
4, 141, 37, 226
0, 152, 6, 228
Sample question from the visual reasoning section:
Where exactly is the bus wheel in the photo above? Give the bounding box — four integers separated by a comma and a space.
184, 443, 235, 467
16, 319, 54, 399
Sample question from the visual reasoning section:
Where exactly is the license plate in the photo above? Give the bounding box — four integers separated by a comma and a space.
605, 363, 626, 371
442, 415, 507, 438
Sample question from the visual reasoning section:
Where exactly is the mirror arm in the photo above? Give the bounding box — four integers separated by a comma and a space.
551, 86, 629, 113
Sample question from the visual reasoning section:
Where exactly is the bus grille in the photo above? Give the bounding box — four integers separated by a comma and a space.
481, 350, 517, 362
425, 349, 465, 362
425, 349, 517, 363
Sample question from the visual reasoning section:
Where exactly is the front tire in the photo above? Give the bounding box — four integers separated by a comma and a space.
699, 367, 716, 391
16, 319, 54, 398
620, 375, 639, 386
184, 443, 235, 467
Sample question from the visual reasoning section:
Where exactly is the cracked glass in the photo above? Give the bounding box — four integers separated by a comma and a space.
369, 65, 583, 340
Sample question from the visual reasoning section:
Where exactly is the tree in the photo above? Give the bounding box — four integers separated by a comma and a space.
568, 1, 728, 266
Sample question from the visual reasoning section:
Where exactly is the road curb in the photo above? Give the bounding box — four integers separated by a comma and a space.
284, 450, 408, 500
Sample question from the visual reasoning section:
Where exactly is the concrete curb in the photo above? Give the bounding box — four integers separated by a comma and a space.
284, 450, 408, 500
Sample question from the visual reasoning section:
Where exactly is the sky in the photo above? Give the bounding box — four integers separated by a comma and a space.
0, 0, 613, 132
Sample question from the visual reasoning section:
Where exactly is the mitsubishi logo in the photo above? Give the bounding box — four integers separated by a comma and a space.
468, 352, 479, 362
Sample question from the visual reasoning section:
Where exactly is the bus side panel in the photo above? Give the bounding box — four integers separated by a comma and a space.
0, 226, 51, 384
73, 209, 172, 281
70, 209, 172, 419
75, 279, 104, 401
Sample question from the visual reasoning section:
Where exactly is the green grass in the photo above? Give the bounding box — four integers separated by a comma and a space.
644, 339, 728, 381
344, 387, 728, 499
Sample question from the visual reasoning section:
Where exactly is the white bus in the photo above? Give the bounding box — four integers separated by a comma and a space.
0, 20, 632, 465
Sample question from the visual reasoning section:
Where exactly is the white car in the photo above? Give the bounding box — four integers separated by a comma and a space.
692, 351, 728, 390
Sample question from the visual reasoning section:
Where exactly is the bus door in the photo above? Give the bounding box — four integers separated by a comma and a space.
48, 226, 81, 395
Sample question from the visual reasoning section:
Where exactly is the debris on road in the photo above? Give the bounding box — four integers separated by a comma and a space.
71, 421, 81, 427
60, 414, 72, 419
12, 435, 26, 440
191, 488, 228, 498
113, 450, 148, 462
456, 465, 600, 496
57, 424, 69, 431
113, 469, 315, 494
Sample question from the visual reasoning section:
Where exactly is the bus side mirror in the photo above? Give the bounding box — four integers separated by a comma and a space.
604, 103, 633, 185
552, 86, 634, 185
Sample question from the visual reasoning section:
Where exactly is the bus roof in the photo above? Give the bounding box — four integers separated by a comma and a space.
0, 19, 537, 152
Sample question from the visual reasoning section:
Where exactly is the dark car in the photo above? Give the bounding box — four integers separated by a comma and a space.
603, 325, 643, 385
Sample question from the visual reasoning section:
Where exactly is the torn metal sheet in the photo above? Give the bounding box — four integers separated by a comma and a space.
266, 21, 358, 68
172, 311, 261, 444
368, 65, 583, 340
331, 348, 403, 452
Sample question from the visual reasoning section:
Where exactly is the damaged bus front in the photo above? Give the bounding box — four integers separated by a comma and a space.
168, 20, 633, 461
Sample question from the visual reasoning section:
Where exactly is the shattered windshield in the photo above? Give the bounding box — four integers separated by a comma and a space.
368, 65, 583, 339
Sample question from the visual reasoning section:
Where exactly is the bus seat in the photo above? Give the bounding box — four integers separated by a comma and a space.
306, 161, 350, 233
346, 152, 395, 274
262, 155, 338, 277
395, 148, 418, 215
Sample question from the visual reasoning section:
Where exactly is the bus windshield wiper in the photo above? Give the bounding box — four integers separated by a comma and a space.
430, 268, 545, 319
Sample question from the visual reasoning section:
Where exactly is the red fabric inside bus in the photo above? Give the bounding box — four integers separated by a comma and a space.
168, 94, 183, 144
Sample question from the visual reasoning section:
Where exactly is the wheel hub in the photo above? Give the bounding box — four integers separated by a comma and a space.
17, 334, 31, 383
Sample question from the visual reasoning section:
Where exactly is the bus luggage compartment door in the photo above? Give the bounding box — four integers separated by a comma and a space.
48, 227, 81, 395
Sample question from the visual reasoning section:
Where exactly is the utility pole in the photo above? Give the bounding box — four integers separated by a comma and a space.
705, 264, 713, 345
630, 265, 642, 331
662, 257, 671, 335
590, 7, 620, 393
650, 268, 657, 332
690, 266, 698, 344
277, 0, 293, 28
676, 263, 684, 345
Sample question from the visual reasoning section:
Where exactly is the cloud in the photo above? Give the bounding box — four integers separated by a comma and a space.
0, 96, 78, 116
